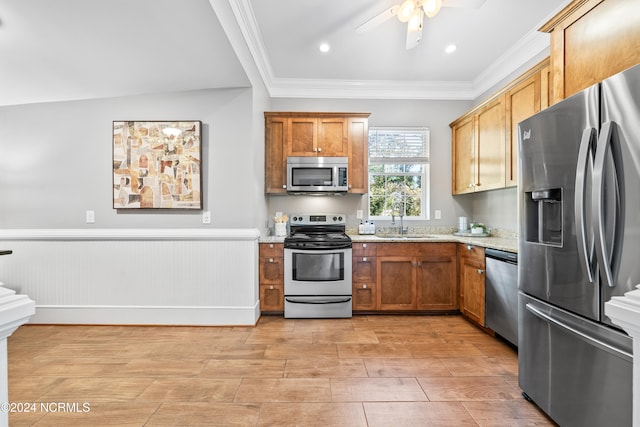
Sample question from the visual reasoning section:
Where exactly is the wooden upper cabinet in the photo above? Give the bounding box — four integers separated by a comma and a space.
475, 96, 506, 192
288, 116, 348, 157
347, 116, 369, 193
505, 65, 545, 187
541, 0, 640, 104
264, 112, 370, 194
451, 115, 476, 195
451, 96, 505, 194
264, 116, 288, 193
317, 117, 348, 156
289, 117, 317, 156
451, 58, 550, 194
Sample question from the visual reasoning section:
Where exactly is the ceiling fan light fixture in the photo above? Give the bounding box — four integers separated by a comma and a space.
423, 0, 443, 18
397, 0, 416, 23
407, 8, 424, 32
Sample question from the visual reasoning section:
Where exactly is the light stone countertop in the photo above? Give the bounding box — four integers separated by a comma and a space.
349, 233, 518, 253
259, 230, 518, 253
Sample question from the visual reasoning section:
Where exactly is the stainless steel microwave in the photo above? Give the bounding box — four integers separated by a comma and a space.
286, 156, 348, 193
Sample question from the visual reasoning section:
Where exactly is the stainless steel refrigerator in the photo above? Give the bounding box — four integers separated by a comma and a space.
518, 64, 640, 427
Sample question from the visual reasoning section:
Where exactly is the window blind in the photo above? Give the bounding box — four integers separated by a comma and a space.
368, 127, 430, 164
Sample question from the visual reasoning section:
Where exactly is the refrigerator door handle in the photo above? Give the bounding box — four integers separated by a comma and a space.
574, 127, 597, 284
592, 121, 624, 288
526, 302, 632, 360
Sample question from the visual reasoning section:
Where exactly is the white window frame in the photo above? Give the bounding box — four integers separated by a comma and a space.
368, 126, 430, 221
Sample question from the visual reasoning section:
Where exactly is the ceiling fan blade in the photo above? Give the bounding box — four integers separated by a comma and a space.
442, 0, 487, 9
405, 9, 423, 50
356, 5, 399, 34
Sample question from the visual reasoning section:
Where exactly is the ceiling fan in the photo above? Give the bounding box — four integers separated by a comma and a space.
356, 0, 487, 50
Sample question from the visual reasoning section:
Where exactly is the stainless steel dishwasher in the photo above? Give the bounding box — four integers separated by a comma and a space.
484, 248, 518, 346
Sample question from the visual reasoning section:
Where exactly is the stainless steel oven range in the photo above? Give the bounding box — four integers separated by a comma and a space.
284, 213, 352, 318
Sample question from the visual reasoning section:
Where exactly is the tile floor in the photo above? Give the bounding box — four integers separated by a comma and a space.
6, 314, 557, 426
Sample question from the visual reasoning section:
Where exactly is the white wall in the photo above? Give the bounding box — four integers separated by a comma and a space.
0, 88, 264, 229
265, 97, 476, 231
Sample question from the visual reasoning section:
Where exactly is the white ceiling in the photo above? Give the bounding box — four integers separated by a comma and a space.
0, 0, 570, 106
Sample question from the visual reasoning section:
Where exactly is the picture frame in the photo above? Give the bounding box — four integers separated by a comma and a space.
112, 120, 202, 209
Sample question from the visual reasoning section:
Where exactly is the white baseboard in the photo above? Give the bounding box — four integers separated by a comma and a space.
29, 302, 261, 326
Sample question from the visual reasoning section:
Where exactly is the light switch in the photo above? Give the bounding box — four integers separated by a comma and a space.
434, 210, 441, 220
202, 211, 211, 224
85, 210, 95, 224
356, 210, 363, 219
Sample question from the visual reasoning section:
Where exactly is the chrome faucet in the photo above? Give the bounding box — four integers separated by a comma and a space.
391, 192, 408, 235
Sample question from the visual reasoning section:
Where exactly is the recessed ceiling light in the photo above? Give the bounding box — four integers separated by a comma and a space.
319, 42, 331, 53
445, 44, 457, 54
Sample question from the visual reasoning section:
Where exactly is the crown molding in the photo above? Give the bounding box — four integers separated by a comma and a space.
228, 0, 554, 101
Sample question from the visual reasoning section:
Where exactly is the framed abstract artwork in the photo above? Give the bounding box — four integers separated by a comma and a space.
113, 120, 202, 209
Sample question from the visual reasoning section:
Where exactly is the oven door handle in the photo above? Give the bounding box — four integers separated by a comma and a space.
285, 297, 352, 305
285, 243, 352, 250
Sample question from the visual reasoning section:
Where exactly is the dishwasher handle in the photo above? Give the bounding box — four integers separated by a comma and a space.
485, 248, 517, 265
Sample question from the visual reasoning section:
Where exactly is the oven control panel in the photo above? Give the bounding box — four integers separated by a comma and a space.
289, 213, 346, 225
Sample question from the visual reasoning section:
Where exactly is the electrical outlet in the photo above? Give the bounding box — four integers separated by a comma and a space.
85, 210, 95, 224
434, 210, 441, 220
202, 211, 211, 224
356, 210, 363, 219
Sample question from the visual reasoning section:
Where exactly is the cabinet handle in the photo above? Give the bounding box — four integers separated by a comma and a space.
362, 243, 367, 248
417, 261, 422, 267
269, 244, 274, 248
348, 184, 352, 189
269, 258, 274, 263
467, 245, 473, 251
362, 284, 367, 289
477, 269, 484, 274
412, 261, 417, 267
318, 147, 322, 152
269, 285, 274, 289
282, 184, 286, 189
363, 257, 367, 262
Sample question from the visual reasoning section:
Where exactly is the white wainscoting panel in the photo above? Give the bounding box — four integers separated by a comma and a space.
0, 229, 261, 325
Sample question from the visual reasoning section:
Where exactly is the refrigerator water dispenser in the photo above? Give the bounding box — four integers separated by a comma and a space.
525, 188, 562, 246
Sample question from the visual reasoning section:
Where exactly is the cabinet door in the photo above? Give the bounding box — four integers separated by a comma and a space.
265, 116, 288, 193
317, 117, 348, 156
505, 74, 541, 187
347, 117, 369, 194
289, 117, 317, 156
416, 255, 457, 311
460, 256, 486, 326
451, 115, 476, 195
546, 0, 640, 103
377, 257, 416, 310
476, 96, 505, 192
353, 282, 377, 311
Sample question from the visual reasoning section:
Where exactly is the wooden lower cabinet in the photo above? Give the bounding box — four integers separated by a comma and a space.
259, 243, 284, 312
378, 257, 416, 310
374, 243, 458, 312
416, 252, 458, 311
352, 242, 378, 311
458, 244, 486, 326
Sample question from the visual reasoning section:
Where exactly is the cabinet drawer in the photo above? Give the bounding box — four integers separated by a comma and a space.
260, 283, 284, 312
353, 256, 376, 282
458, 243, 485, 261
352, 282, 377, 311
352, 242, 377, 256
259, 242, 284, 258
259, 256, 284, 284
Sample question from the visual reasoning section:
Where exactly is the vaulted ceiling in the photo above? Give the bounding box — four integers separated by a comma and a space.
0, 0, 570, 106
